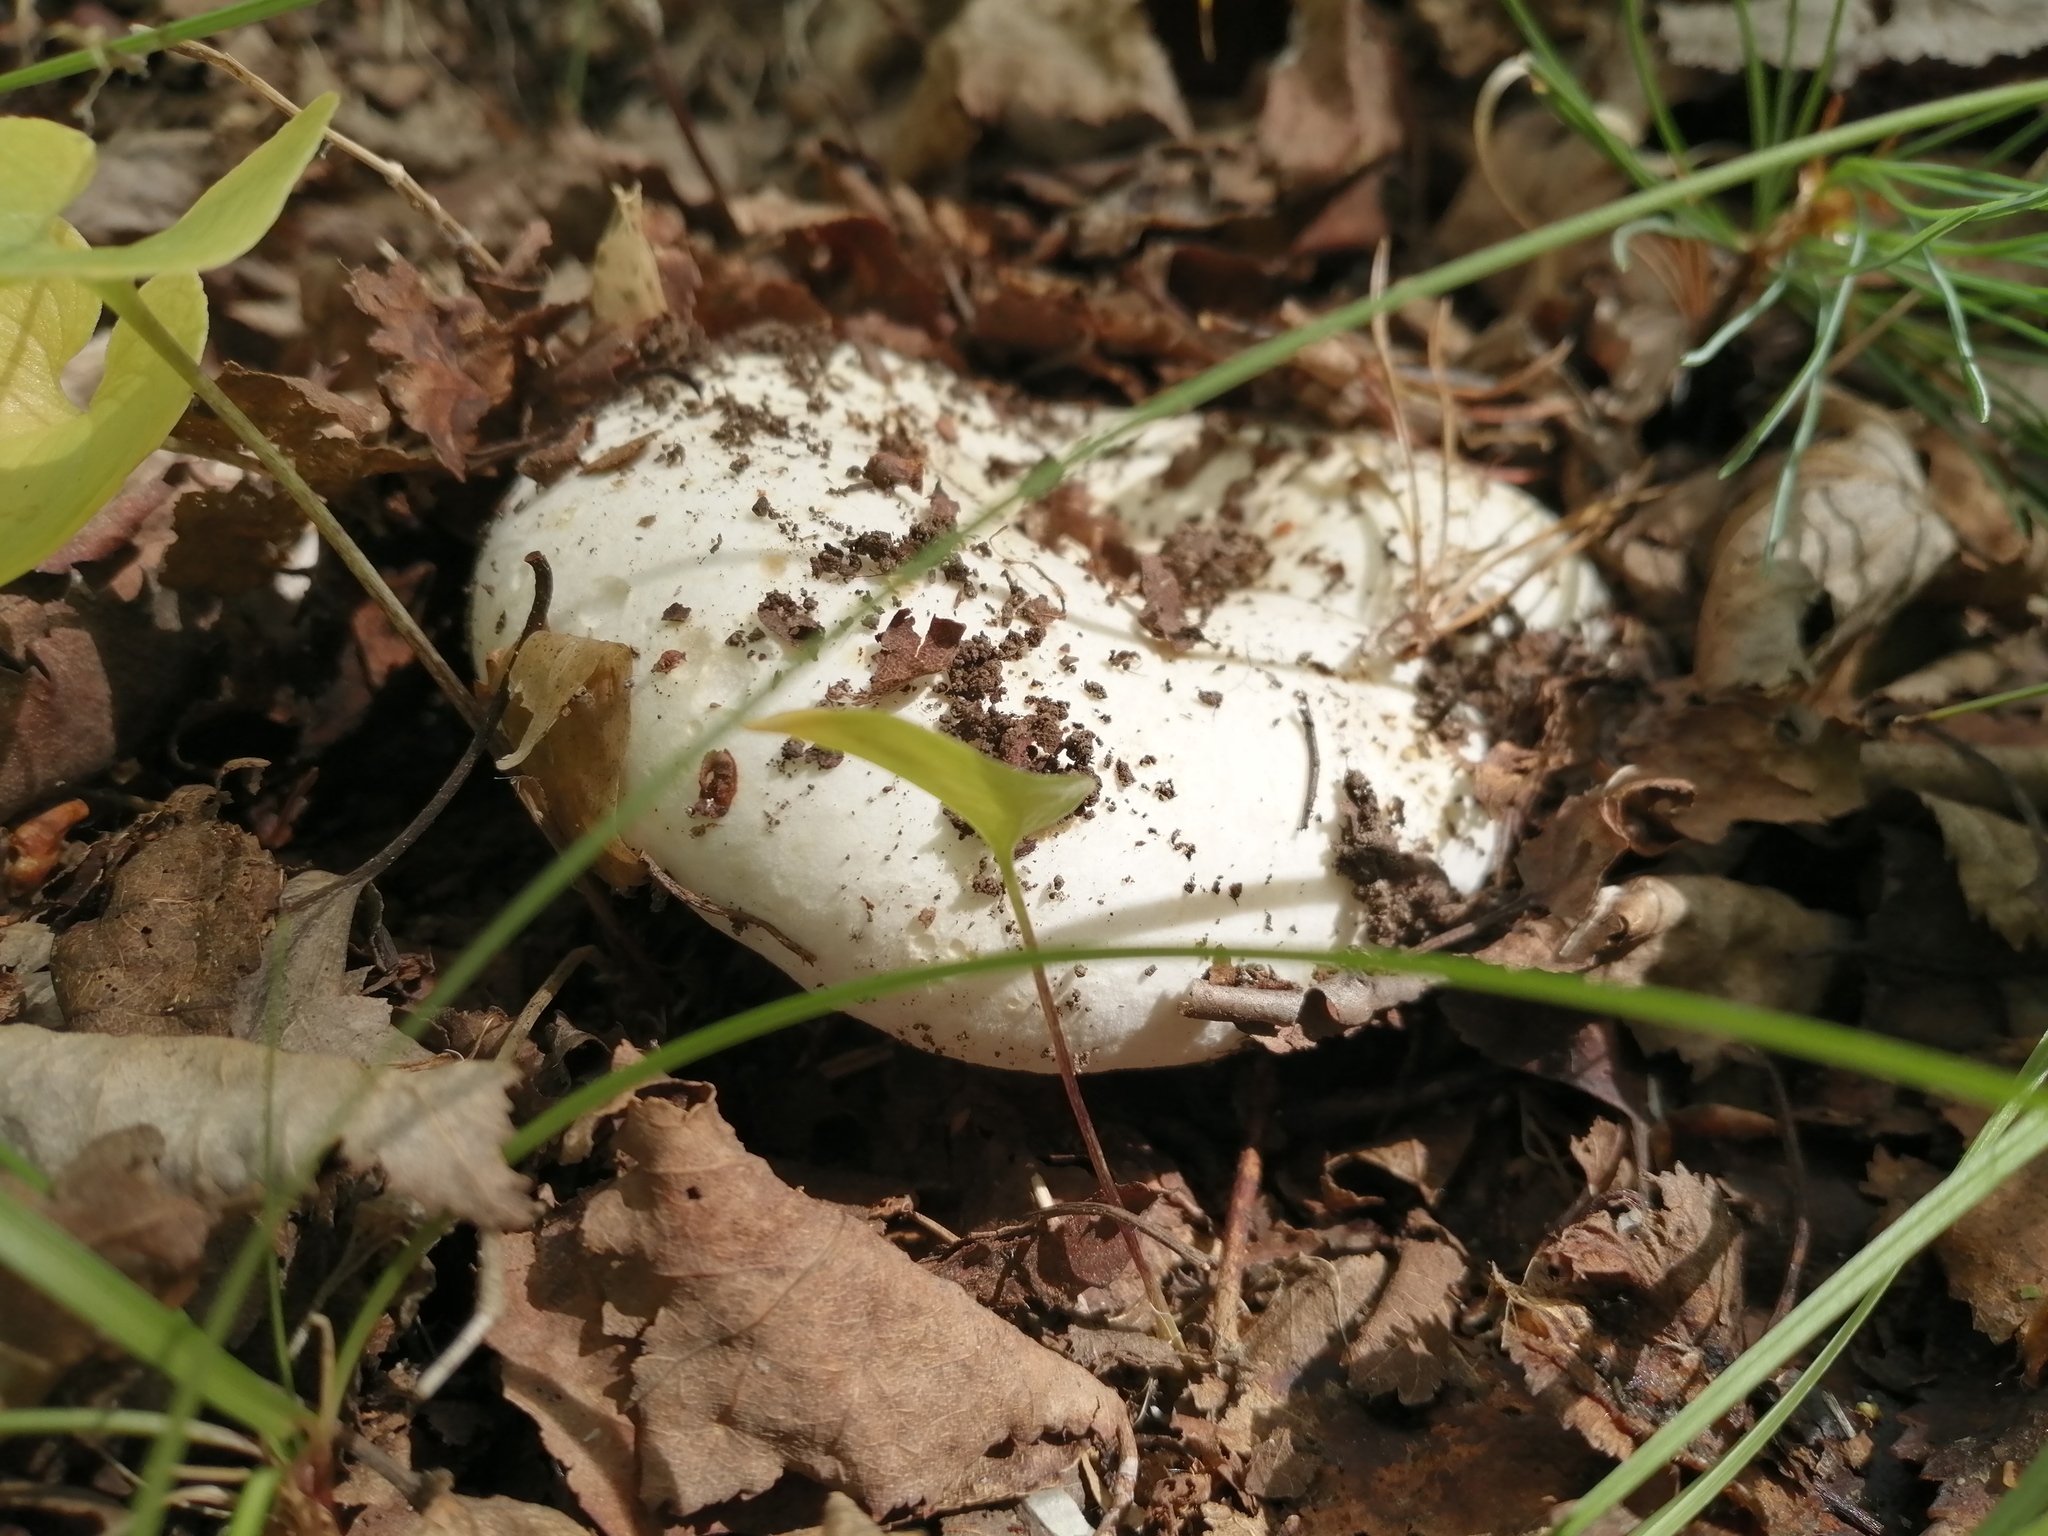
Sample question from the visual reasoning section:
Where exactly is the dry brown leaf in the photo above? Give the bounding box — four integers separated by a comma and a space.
1618, 696, 1867, 848
52, 786, 280, 1038
1863, 740, 2048, 813
489, 1087, 1127, 1526
490, 630, 644, 891
1341, 1238, 1466, 1405
589, 186, 670, 338
1257, 0, 1403, 192
233, 872, 433, 1063
890, 0, 1191, 183
1504, 1169, 1744, 1460
1896, 1388, 2048, 1536
0, 1025, 531, 1229
350, 258, 515, 478
1871, 1145, 2048, 1350
1696, 398, 1956, 693
171, 364, 428, 489
409, 1495, 589, 1536
0, 599, 120, 823
1918, 794, 2048, 949
1564, 873, 1849, 1069
0, 1127, 212, 1407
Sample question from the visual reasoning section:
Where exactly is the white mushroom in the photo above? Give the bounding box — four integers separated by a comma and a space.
470, 345, 1607, 1072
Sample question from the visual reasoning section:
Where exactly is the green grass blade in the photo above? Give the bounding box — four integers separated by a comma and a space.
0, 1133, 50, 1195
1623, 0, 1695, 174
1764, 217, 1869, 549
1632, 1275, 1894, 1536
0, 0, 324, 95
0, 1409, 262, 1456
503, 941, 2026, 1161
0, 1189, 305, 1441
1921, 249, 1992, 421
1728, 217, 1865, 485
1682, 264, 1795, 368
752, 708, 1094, 858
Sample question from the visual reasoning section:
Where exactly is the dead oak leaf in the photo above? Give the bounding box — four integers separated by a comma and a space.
867, 609, 966, 694
349, 259, 515, 478
489, 1087, 1127, 1525
0, 1025, 531, 1230
1258, 0, 1404, 191
172, 363, 431, 489
1503, 1168, 1745, 1462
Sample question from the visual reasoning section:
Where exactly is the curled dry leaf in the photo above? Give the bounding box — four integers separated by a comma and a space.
1256, 0, 1403, 192
488, 629, 645, 890
488, 1087, 1127, 1526
51, 785, 280, 1039
0, 1025, 531, 1229
1918, 794, 2048, 949
589, 185, 670, 338
1214, 1247, 1603, 1534
1863, 740, 2048, 813
349, 256, 516, 477
233, 872, 433, 1063
1695, 398, 1956, 693
1504, 1169, 1744, 1461
889, 0, 1191, 182
0, 595, 150, 822
1563, 873, 1850, 1070
1341, 1238, 1466, 1406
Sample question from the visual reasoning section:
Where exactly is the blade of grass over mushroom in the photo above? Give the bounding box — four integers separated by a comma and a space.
751, 709, 1094, 857
0, 0, 325, 95
0, 1189, 307, 1443
503, 942, 2026, 1160
403, 77, 2048, 1051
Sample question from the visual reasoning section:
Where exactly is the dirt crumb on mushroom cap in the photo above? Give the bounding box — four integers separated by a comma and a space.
469, 342, 1608, 1071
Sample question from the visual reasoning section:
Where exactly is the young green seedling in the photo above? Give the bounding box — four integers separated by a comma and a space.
749, 707, 1165, 1297
0, 93, 337, 584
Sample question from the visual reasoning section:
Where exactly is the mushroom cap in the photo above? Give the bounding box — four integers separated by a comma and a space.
470, 345, 1606, 1071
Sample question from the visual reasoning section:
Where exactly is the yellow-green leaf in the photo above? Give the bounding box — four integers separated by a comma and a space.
0, 94, 337, 282
0, 272, 206, 585
0, 223, 96, 438
0, 117, 96, 253
751, 708, 1094, 858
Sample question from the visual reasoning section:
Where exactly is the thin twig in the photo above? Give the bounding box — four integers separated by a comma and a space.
497, 943, 598, 1060
93, 279, 478, 725
1762, 1058, 1811, 1328
1296, 694, 1319, 831
1209, 1060, 1274, 1350
172, 40, 501, 273
969, 1201, 1216, 1274
281, 555, 552, 916
626, 10, 739, 241
412, 1232, 504, 1402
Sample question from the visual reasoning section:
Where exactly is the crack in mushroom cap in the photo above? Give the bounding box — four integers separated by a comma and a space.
469, 345, 1608, 1071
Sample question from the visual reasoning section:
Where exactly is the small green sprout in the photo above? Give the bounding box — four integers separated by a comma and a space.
0, 93, 337, 585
